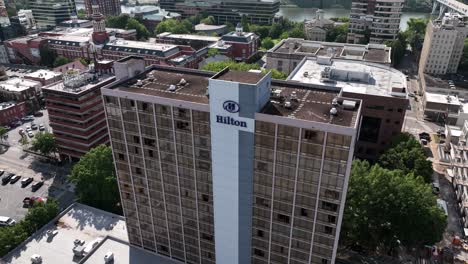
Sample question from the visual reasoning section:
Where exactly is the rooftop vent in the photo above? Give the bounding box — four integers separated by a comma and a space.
291, 91, 297, 101
303, 71, 309, 77
330, 107, 338, 116
167, 84, 176, 92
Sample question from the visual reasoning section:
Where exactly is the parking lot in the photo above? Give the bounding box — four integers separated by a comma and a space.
0, 174, 49, 221
0, 109, 75, 222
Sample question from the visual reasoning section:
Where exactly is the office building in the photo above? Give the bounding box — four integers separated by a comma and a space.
419, 13, 468, 76
347, 0, 404, 44
266, 38, 391, 75
102, 56, 360, 264
159, 0, 280, 25
288, 56, 408, 159
30, 0, 76, 29
84, 0, 120, 17
42, 69, 111, 160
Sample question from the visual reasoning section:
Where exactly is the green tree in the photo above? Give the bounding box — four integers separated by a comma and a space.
70, 145, 121, 214
77, 9, 87, 19
0, 127, 7, 143
39, 45, 56, 67
269, 23, 283, 39
342, 160, 446, 253
78, 58, 89, 66
155, 19, 191, 34
0, 200, 59, 257
126, 18, 150, 40
31, 132, 57, 156
289, 26, 305, 39
19, 136, 28, 147
460, 39, 468, 72
202, 60, 287, 80
207, 48, 219, 57
404, 18, 428, 52
326, 23, 348, 43
250, 25, 270, 39
261, 37, 275, 50
106, 14, 130, 29
53, 56, 71, 67
330, 17, 350, 23
241, 15, 250, 32
200, 16, 215, 25
385, 32, 407, 66
378, 132, 433, 182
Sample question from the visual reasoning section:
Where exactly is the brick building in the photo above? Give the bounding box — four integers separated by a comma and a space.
42, 70, 112, 160
219, 24, 259, 61
0, 101, 27, 125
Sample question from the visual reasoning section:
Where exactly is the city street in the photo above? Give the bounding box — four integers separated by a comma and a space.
0, 110, 75, 221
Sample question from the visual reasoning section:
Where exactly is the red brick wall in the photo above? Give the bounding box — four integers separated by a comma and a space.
0, 102, 27, 126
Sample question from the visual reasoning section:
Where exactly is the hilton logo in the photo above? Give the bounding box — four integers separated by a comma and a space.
216, 100, 247, 128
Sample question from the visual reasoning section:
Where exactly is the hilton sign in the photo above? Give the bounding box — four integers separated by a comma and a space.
216, 101, 247, 128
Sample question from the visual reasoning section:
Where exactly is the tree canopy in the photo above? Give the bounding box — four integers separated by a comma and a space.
342, 160, 446, 253
326, 23, 348, 43
261, 37, 275, 50
0, 127, 7, 142
378, 132, 433, 183
201, 60, 287, 80
126, 18, 150, 40
106, 14, 130, 29
39, 45, 57, 67
0, 199, 59, 257
155, 19, 193, 34
200, 16, 215, 25
53, 56, 71, 68
31, 132, 57, 156
77, 9, 87, 19
70, 145, 121, 214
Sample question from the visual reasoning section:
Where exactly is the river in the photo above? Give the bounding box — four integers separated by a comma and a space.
278, 7, 430, 31
77, 3, 430, 31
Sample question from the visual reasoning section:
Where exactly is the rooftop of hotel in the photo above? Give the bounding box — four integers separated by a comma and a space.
110, 65, 360, 128
2, 203, 128, 264
42, 71, 114, 95
269, 38, 391, 64
288, 57, 407, 98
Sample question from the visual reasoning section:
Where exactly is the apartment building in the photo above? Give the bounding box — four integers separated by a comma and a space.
42, 69, 112, 160
347, 0, 404, 44
266, 38, 391, 75
102, 56, 361, 264
419, 13, 468, 76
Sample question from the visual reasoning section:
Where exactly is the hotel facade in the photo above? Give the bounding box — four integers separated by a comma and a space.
101, 57, 361, 264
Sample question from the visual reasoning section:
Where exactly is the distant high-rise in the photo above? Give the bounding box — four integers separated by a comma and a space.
347, 0, 404, 44
84, 0, 120, 17
419, 13, 468, 75
30, 0, 76, 29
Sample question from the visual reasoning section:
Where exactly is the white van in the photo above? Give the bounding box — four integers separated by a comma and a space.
0, 216, 16, 226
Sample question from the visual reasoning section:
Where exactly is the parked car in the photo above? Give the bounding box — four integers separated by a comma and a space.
31, 181, 44, 192
33, 112, 43, 117
0, 170, 4, 177
0, 216, 16, 226
28, 131, 34, 138
21, 177, 33, 187
31, 123, 38, 130
26, 126, 31, 131
9, 175, 21, 184
39, 124, 45, 131
2, 173, 14, 184
19, 128, 24, 135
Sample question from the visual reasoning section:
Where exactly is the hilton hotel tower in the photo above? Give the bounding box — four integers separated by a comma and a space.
101, 57, 361, 264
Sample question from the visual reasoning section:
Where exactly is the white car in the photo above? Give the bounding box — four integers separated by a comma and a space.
28, 131, 34, 138
39, 124, 45, 131
104, 251, 114, 263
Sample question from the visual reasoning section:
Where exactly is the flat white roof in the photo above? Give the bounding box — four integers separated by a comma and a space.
426, 92, 461, 105
288, 57, 406, 97
0, 77, 40, 92
195, 23, 227, 31
25, 69, 62, 80
3, 203, 128, 264
107, 39, 178, 51
157, 32, 220, 42
82, 237, 181, 264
